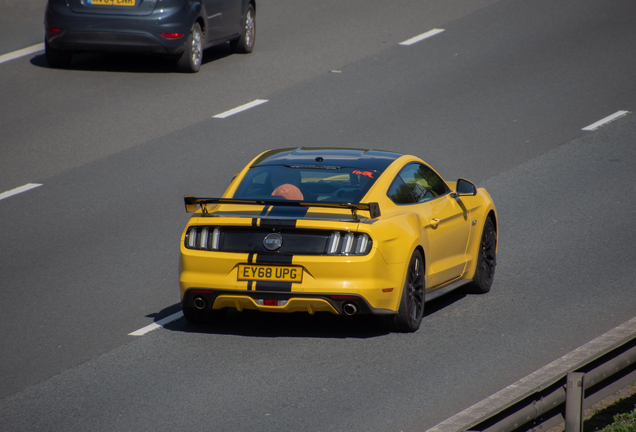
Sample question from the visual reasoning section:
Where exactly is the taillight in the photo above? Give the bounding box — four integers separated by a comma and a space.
341, 232, 354, 254
160, 33, 183, 39
326, 232, 372, 255
355, 233, 369, 254
47, 28, 62, 34
185, 227, 221, 251
326, 232, 341, 254
199, 227, 209, 249
210, 228, 220, 250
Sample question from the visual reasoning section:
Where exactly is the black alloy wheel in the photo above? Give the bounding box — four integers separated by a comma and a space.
231, 3, 255, 53
385, 250, 425, 332
466, 217, 497, 294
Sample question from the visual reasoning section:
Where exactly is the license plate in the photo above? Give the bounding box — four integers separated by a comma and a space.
87, 0, 136, 6
238, 264, 303, 283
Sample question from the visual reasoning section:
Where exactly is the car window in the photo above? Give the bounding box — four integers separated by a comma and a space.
233, 165, 379, 203
387, 163, 449, 204
387, 176, 415, 204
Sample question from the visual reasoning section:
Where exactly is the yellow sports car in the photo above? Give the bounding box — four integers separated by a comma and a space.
179, 148, 497, 332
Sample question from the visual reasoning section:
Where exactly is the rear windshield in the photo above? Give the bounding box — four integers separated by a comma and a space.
233, 165, 379, 203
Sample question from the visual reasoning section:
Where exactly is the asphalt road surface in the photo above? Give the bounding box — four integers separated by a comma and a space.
1, 0, 635, 431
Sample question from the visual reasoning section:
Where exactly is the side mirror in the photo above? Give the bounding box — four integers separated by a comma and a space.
451, 178, 477, 197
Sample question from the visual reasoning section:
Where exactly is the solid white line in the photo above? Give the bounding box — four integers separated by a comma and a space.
582, 110, 629, 131
399, 29, 445, 46
128, 311, 184, 336
0, 43, 45, 65
213, 99, 268, 119
0, 183, 42, 201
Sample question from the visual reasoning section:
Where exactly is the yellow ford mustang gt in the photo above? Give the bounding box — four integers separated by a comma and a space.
179, 147, 497, 332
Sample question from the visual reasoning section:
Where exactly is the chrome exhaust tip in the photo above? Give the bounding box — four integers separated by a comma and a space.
342, 302, 358, 316
193, 297, 207, 310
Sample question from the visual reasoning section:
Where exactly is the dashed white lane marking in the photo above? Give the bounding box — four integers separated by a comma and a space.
0, 183, 42, 201
128, 311, 184, 336
213, 99, 268, 118
399, 29, 445, 46
582, 110, 629, 131
0, 43, 45, 65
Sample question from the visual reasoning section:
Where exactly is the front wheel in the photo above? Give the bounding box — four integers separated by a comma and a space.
230, 4, 255, 53
177, 22, 203, 73
384, 250, 425, 333
466, 217, 497, 294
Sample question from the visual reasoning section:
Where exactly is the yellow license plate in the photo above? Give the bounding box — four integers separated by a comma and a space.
238, 264, 303, 283
88, 0, 136, 6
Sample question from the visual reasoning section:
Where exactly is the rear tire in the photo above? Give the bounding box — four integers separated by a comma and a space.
230, 4, 255, 53
45, 40, 72, 69
466, 217, 497, 294
384, 250, 425, 333
177, 22, 203, 73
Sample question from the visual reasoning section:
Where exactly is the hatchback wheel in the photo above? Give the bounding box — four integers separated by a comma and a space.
177, 22, 203, 73
231, 4, 255, 53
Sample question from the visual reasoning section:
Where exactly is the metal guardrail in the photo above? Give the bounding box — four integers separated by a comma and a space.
427, 317, 636, 432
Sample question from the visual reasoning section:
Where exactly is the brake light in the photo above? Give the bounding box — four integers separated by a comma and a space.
326, 232, 372, 255
327, 232, 341, 254
210, 228, 220, 250
189, 290, 212, 294
160, 33, 183, 39
47, 28, 62, 34
341, 232, 354, 254
185, 227, 222, 251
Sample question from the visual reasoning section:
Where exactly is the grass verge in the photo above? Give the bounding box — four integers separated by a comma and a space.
585, 389, 636, 432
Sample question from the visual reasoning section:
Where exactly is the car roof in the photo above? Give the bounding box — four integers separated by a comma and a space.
251, 147, 405, 172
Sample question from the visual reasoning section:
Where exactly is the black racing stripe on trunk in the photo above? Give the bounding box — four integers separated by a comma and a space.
247, 253, 255, 263
259, 219, 297, 228
254, 281, 292, 292
255, 254, 294, 264
247, 281, 254, 291
264, 207, 309, 219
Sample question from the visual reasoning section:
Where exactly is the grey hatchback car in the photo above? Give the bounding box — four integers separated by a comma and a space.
44, 0, 255, 72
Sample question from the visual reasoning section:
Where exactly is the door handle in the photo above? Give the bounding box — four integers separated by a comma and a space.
430, 218, 440, 228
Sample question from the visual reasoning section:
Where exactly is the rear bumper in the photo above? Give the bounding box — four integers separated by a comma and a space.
44, 2, 193, 55
182, 288, 397, 316
179, 247, 407, 313
48, 30, 177, 54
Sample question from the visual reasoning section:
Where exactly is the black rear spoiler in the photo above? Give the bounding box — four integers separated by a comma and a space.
184, 196, 381, 220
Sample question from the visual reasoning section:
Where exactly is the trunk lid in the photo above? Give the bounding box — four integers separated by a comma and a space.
67, 0, 159, 17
